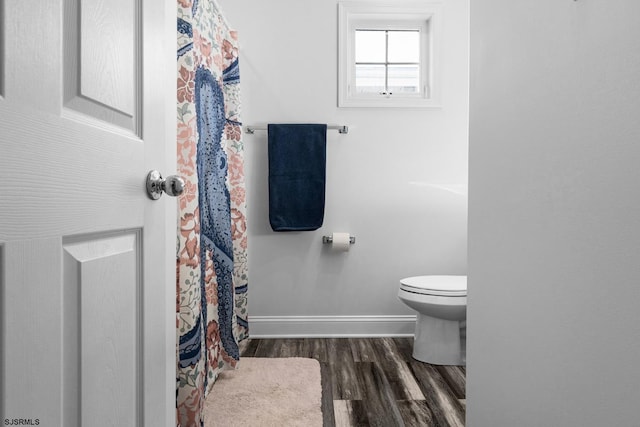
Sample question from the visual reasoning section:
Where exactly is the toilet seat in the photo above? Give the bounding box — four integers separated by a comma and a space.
400, 275, 467, 297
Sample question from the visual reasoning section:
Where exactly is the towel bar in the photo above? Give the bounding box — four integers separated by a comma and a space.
245, 125, 349, 135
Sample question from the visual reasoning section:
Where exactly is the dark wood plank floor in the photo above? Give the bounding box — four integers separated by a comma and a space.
240, 338, 465, 427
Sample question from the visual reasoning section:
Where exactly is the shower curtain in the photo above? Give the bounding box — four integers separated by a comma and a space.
176, 1, 248, 425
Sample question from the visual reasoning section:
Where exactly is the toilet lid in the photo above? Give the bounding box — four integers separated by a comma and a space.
400, 275, 467, 296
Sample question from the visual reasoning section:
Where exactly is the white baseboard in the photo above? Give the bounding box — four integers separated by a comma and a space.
247, 315, 417, 338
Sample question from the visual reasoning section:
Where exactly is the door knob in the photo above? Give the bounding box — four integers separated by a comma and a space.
146, 170, 185, 200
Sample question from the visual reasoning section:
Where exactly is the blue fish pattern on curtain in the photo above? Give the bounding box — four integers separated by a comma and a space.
194, 65, 240, 382
176, 1, 248, 425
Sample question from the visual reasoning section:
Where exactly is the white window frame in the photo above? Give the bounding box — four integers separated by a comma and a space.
338, 1, 443, 108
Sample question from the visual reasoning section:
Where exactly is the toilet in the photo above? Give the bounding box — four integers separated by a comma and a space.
398, 275, 467, 366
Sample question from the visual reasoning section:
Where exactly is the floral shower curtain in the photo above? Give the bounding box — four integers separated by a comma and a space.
176, 0, 248, 425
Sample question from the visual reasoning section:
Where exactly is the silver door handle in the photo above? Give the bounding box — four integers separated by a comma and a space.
146, 170, 185, 200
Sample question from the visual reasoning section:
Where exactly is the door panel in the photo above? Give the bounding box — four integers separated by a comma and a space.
63, 231, 141, 427
64, 0, 140, 132
3, 238, 63, 423
80, 0, 136, 117
3, 2, 60, 113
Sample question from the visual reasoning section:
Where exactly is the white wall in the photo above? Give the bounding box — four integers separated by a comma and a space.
218, 0, 469, 336
468, 1, 640, 426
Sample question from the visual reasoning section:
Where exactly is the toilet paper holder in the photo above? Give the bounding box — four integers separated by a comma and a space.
322, 235, 356, 244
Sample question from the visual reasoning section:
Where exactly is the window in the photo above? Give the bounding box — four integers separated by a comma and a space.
338, 2, 442, 108
355, 29, 421, 95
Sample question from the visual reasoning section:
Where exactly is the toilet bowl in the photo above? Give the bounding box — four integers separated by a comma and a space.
398, 275, 467, 366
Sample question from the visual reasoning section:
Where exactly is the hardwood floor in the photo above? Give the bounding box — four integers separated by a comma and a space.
240, 338, 466, 427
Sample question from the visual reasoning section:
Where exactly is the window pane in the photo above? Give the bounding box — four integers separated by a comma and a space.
355, 64, 385, 94
387, 31, 420, 63
355, 30, 386, 63
387, 65, 420, 94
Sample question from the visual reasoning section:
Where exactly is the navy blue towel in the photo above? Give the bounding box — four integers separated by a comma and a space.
268, 124, 327, 231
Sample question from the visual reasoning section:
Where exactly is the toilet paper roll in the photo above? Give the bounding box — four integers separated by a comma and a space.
331, 232, 351, 252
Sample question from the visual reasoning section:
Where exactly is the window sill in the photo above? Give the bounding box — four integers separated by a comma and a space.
338, 95, 442, 109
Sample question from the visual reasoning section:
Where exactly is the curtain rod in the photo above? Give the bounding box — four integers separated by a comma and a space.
244, 125, 349, 134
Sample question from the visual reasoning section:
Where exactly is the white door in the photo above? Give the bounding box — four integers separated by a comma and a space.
0, 1, 175, 426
